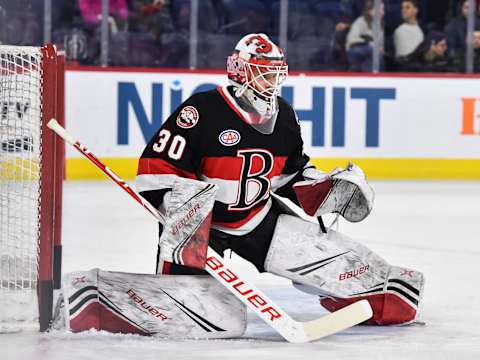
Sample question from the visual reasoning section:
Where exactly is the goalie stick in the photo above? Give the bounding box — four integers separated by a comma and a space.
47, 119, 372, 343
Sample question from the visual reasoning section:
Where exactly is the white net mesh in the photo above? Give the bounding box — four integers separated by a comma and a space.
0, 45, 43, 331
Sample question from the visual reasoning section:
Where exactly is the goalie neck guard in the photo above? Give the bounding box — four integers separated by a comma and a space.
226, 33, 288, 134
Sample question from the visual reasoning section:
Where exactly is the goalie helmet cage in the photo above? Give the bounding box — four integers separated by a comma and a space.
0, 44, 64, 332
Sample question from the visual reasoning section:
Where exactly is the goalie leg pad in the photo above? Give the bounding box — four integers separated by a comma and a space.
264, 214, 424, 325
55, 269, 246, 338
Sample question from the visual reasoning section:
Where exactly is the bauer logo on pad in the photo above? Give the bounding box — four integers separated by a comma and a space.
176, 106, 199, 129
219, 129, 241, 146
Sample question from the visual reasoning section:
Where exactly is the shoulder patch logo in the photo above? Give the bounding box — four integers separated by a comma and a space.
176, 106, 199, 129
219, 129, 241, 146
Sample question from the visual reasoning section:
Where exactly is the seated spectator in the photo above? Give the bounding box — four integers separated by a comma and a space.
129, 0, 174, 40
445, 0, 480, 59
396, 31, 454, 72
78, 0, 129, 32
330, 4, 356, 70
473, 29, 480, 72
453, 29, 480, 72
346, 0, 384, 71
394, 0, 424, 58
423, 32, 449, 67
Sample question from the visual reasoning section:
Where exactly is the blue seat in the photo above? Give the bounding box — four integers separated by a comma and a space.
271, 0, 323, 40
287, 35, 335, 71
198, 33, 238, 69
219, 0, 270, 35
171, 0, 219, 33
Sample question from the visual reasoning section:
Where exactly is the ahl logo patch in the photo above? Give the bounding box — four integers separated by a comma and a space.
176, 106, 199, 129
219, 129, 241, 146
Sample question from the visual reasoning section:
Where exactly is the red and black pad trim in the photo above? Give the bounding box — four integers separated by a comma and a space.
320, 292, 418, 325
320, 279, 420, 325
160, 289, 226, 332
68, 285, 150, 335
351, 279, 420, 306
98, 291, 151, 334
388, 279, 420, 296
68, 286, 97, 305
68, 285, 98, 316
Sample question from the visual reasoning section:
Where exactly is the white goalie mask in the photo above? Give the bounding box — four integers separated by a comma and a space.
227, 33, 288, 134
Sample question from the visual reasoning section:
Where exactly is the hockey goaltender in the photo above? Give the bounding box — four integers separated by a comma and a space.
52, 34, 424, 341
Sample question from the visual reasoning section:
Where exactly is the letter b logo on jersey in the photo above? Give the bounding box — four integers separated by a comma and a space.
229, 149, 273, 211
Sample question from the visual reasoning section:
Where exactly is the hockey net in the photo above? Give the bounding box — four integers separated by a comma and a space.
0, 44, 64, 332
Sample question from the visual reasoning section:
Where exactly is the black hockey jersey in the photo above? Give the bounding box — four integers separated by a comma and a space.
136, 86, 310, 235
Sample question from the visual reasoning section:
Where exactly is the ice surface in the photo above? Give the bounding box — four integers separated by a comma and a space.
1, 181, 480, 359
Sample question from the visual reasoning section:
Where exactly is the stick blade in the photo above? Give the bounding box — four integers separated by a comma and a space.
302, 299, 373, 342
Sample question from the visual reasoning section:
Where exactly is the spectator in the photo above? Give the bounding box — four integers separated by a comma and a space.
396, 31, 453, 72
129, 0, 174, 40
445, 0, 480, 59
423, 32, 449, 68
472, 29, 480, 71
394, 0, 424, 58
454, 29, 480, 72
109, 0, 179, 67
346, 0, 384, 71
78, 0, 128, 32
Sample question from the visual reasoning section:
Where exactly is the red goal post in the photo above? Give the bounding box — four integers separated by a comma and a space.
0, 44, 64, 332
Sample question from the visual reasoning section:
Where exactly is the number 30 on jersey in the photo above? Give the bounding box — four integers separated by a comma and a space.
152, 129, 186, 160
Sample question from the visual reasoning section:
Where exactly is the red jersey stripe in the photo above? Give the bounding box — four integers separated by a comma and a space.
137, 158, 196, 179
212, 202, 267, 229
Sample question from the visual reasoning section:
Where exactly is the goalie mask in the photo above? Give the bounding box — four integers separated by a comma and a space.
227, 33, 288, 134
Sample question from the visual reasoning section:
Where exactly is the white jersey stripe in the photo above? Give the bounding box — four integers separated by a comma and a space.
271, 172, 299, 190
135, 173, 180, 193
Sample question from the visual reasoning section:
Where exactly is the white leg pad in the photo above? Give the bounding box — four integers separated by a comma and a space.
54, 269, 246, 339
265, 215, 407, 298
